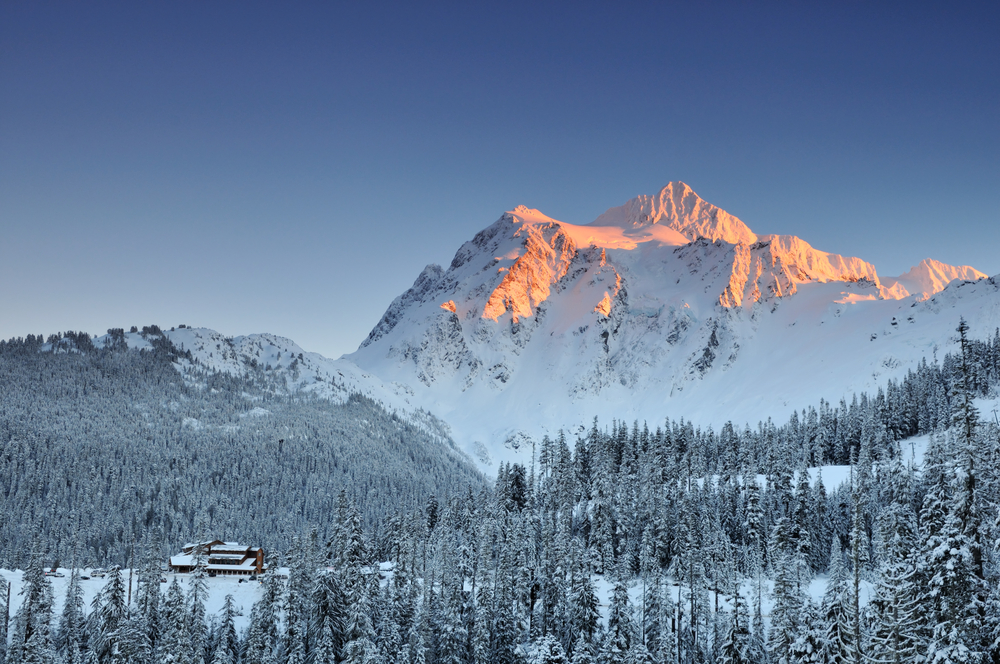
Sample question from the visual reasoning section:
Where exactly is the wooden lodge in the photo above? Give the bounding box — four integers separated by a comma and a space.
168, 540, 265, 576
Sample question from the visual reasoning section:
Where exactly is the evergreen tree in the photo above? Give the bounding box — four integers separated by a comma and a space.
283, 537, 314, 664
341, 569, 379, 664
0, 575, 7, 664
923, 450, 990, 663
81, 566, 128, 664
768, 519, 804, 664
187, 551, 209, 664
569, 570, 599, 647
787, 600, 823, 664
470, 589, 493, 664
375, 585, 403, 664
530, 634, 569, 664
922, 321, 990, 663
602, 576, 635, 664
569, 634, 596, 664
116, 608, 154, 664
311, 569, 348, 664
868, 463, 925, 663
818, 539, 850, 664
401, 599, 430, 664
209, 596, 239, 664
57, 568, 88, 663
8, 550, 56, 664
157, 578, 193, 664
433, 589, 467, 664
843, 486, 869, 664
717, 562, 749, 664
135, 543, 163, 658
791, 465, 813, 581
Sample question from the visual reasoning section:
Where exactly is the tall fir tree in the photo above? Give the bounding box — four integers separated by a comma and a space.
8, 549, 56, 664
819, 538, 851, 664
87, 566, 128, 664
157, 578, 194, 664
56, 568, 88, 663
209, 595, 239, 664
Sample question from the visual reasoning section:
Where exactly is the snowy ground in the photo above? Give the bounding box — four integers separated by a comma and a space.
1, 565, 869, 643
0, 568, 265, 634
595, 573, 874, 626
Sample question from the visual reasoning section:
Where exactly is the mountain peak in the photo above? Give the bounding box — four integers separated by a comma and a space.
881, 258, 988, 301
507, 205, 559, 225
346, 182, 1000, 467
591, 181, 757, 246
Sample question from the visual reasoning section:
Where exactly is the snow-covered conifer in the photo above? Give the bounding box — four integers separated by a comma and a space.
87, 566, 127, 664
602, 576, 635, 664
57, 568, 87, 662
158, 578, 194, 664
818, 538, 851, 664
8, 550, 56, 664
209, 595, 239, 664
529, 634, 568, 664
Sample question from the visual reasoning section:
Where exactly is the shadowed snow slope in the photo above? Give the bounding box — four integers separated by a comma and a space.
93, 326, 452, 441
344, 182, 998, 469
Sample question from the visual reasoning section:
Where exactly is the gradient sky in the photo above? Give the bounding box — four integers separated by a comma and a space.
2, 2, 998, 358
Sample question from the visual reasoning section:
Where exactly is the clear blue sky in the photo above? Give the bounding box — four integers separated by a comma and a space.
2, 1, 998, 358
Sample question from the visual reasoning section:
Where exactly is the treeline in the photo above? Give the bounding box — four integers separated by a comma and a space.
3, 322, 999, 569
647, 326, 1000, 478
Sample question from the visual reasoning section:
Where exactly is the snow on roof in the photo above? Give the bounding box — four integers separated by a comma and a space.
181, 540, 255, 552
182, 539, 225, 549
171, 539, 265, 571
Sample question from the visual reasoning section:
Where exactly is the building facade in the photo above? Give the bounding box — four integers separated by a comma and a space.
168, 540, 265, 576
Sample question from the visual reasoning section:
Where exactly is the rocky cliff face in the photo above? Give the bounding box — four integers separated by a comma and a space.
480, 213, 579, 323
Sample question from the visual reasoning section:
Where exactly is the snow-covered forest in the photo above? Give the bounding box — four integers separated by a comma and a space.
0, 328, 485, 568
3, 321, 1000, 663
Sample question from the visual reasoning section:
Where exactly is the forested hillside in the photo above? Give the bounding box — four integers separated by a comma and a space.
0, 330, 485, 568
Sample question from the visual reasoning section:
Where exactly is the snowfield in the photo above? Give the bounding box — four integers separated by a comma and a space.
0, 569, 265, 635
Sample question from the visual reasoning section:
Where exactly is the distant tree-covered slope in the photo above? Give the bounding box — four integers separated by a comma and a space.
0, 331, 486, 567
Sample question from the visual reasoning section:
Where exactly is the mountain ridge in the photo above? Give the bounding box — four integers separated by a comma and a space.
344, 182, 997, 466
39, 184, 993, 470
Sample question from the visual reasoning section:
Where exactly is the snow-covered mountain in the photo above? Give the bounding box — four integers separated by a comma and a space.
344, 182, 998, 466
95, 184, 994, 470
881, 258, 988, 301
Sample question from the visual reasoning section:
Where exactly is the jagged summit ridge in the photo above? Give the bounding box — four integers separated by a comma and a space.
355, 183, 987, 373
593, 181, 758, 245
360, 183, 894, 350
